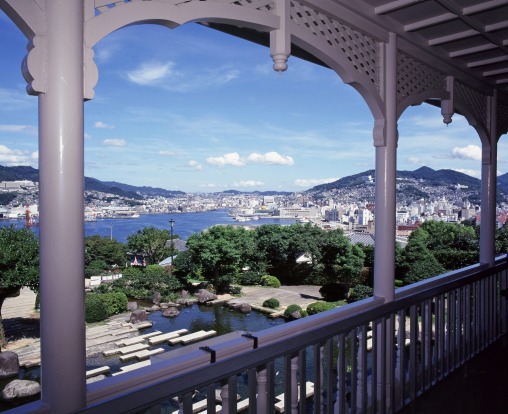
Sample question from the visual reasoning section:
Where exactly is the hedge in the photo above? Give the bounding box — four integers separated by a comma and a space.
306, 301, 336, 315
262, 298, 280, 309
260, 275, 281, 288
85, 294, 109, 323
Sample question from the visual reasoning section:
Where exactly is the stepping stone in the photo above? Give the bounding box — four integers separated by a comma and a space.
103, 343, 148, 357
86, 366, 110, 378
130, 321, 153, 330
115, 331, 162, 347
111, 360, 151, 375
168, 330, 216, 345
119, 348, 164, 362
148, 329, 189, 345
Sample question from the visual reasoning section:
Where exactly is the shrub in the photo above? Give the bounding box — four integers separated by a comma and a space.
85, 294, 109, 323
229, 285, 242, 295
238, 270, 261, 285
319, 283, 348, 301
347, 285, 374, 303
262, 298, 280, 309
306, 301, 336, 315
260, 275, 281, 288
99, 291, 128, 316
284, 304, 303, 320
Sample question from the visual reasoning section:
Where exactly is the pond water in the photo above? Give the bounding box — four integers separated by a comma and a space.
86, 303, 286, 373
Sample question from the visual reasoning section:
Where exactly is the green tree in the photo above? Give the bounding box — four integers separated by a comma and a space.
111, 264, 182, 302
186, 225, 252, 292
85, 235, 127, 269
0, 226, 39, 345
496, 225, 508, 254
127, 226, 173, 265
318, 229, 365, 292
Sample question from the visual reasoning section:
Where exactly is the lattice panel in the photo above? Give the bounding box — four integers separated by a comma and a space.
94, 0, 275, 15
397, 52, 445, 104
290, 1, 380, 89
497, 101, 508, 136
233, 0, 275, 12
455, 81, 488, 129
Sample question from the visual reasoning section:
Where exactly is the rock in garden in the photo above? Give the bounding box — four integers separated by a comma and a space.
179, 289, 189, 298
162, 307, 180, 318
129, 309, 147, 324
0, 352, 19, 378
289, 310, 302, 320
237, 303, 251, 314
128, 301, 138, 311
150, 305, 160, 312
152, 291, 161, 305
1, 379, 40, 401
196, 289, 217, 303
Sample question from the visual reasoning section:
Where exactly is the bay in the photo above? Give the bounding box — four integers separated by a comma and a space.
0, 209, 298, 243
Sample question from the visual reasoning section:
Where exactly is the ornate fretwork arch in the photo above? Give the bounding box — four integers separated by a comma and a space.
396, 52, 447, 118
1, 0, 505, 136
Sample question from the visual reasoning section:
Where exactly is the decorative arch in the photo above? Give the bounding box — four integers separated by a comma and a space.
84, 1, 279, 48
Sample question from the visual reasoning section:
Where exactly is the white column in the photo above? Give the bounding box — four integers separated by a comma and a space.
373, 32, 398, 414
38, 0, 86, 411
373, 32, 398, 302
480, 93, 498, 266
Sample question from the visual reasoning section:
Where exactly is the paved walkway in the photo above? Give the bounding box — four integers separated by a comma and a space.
2, 287, 37, 319
230, 285, 323, 309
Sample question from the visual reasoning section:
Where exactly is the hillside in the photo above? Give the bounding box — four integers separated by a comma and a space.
308, 166, 481, 193
0, 166, 184, 199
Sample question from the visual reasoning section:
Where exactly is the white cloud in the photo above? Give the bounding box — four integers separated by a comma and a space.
233, 180, 264, 188
84, 133, 92, 140
103, 139, 126, 147
247, 152, 294, 166
0, 144, 36, 165
407, 156, 424, 164
127, 62, 175, 85
0, 88, 36, 110
0, 124, 37, 135
294, 177, 339, 187
207, 152, 246, 167
188, 160, 203, 170
453, 168, 481, 178
452, 145, 481, 161
206, 151, 294, 167
199, 183, 218, 188
158, 150, 176, 156
94, 121, 115, 129
125, 61, 239, 92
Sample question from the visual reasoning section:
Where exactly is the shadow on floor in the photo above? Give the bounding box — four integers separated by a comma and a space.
397, 335, 508, 414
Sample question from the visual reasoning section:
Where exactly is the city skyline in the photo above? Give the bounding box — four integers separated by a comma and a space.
1, 12, 507, 193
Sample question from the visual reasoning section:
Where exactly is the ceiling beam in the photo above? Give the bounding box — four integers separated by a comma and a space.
428, 29, 478, 45
463, 0, 508, 15
449, 43, 497, 57
467, 55, 508, 67
374, 0, 423, 15
404, 12, 456, 31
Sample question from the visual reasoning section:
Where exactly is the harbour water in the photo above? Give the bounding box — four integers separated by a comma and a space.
0, 209, 298, 243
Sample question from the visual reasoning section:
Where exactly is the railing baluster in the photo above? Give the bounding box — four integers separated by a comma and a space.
313, 344, 322, 414
395, 310, 405, 410
206, 383, 216, 414
324, 340, 334, 414
256, 367, 267, 414
298, 349, 307, 414
464, 285, 471, 362
350, 330, 358, 414
409, 305, 417, 401
358, 325, 368, 413
335, 334, 346, 414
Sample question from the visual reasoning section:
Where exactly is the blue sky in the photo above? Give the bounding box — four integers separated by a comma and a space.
1, 11, 506, 193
